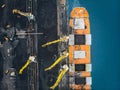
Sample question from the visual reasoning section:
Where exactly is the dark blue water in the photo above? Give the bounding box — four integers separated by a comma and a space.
67, 0, 120, 90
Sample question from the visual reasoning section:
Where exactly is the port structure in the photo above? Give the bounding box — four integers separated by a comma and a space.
57, 0, 69, 90
23, 1, 92, 90
52, 1, 92, 90
25, 0, 39, 90
12, 0, 39, 89
48, 1, 92, 90
0, 0, 92, 90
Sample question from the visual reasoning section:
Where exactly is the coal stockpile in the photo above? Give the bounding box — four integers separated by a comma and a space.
0, 0, 59, 90
37, 0, 59, 90
0, 0, 29, 90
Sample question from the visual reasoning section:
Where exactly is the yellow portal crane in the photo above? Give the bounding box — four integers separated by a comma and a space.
45, 52, 69, 71
42, 36, 69, 47
12, 9, 35, 21
50, 65, 68, 90
19, 56, 36, 74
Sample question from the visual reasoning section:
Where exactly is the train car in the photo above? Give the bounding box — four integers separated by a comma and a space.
69, 7, 92, 90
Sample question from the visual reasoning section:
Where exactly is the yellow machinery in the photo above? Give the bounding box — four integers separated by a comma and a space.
42, 36, 69, 47
19, 56, 36, 74
50, 65, 68, 90
44, 52, 69, 89
43, 6, 92, 90
45, 52, 69, 71
13, 9, 35, 21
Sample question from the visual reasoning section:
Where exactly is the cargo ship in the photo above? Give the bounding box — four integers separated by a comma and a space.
69, 7, 92, 90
